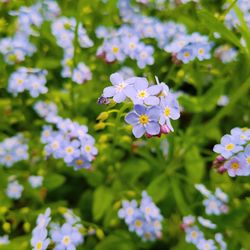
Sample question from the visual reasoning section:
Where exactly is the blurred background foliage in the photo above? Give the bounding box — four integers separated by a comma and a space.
0, 0, 250, 249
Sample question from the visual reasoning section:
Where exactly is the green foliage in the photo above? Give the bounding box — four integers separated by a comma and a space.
0, 0, 250, 249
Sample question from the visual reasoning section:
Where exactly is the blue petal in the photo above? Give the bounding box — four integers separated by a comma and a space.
145, 122, 160, 135
110, 73, 123, 85
125, 112, 139, 125
132, 124, 145, 138
103, 86, 115, 97
134, 104, 147, 115
134, 77, 148, 90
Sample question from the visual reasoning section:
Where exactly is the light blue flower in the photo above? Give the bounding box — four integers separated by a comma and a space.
197, 217, 216, 229
35, 208, 51, 229
31, 228, 50, 250
125, 104, 161, 138
185, 226, 204, 244
195, 43, 211, 61
0, 235, 9, 245
197, 239, 217, 250
72, 62, 92, 84
6, 180, 23, 200
176, 45, 195, 63
118, 200, 138, 224
51, 223, 83, 250
103, 73, 134, 103
124, 77, 162, 105
215, 233, 227, 250
135, 44, 154, 68
28, 176, 43, 188
224, 156, 249, 177
159, 96, 180, 131
140, 191, 162, 222
213, 135, 243, 159
203, 196, 222, 215
230, 127, 250, 145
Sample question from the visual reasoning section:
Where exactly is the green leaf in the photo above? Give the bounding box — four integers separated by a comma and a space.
120, 158, 150, 185
92, 186, 113, 221
171, 179, 191, 215
94, 231, 135, 250
147, 175, 168, 203
184, 146, 204, 183
43, 174, 65, 190
199, 83, 225, 112
197, 9, 243, 49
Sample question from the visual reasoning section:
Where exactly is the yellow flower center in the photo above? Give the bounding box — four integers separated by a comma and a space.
140, 52, 147, 59
225, 143, 234, 151
62, 235, 71, 245
139, 114, 149, 125
85, 145, 91, 152
247, 157, 250, 164
231, 162, 239, 170
137, 90, 147, 99
64, 23, 71, 29
36, 241, 43, 250
135, 220, 142, 228
145, 207, 151, 214
129, 43, 135, 49
242, 127, 248, 132
17, 79, 24, 85
116, 82, 125, 92
191, 231, 197, 238
66, 146, 74, 154
198, 48, 204, 55
144, 232, 151, 239
165, 107, 171, 117
5, 155, 12, 161
184, 51, 190, 58
52, 141, 59, 150
240, 135, 246, 140
127, 208, 134, 215
44, 130, 50, 137
76, 159, 83, 165
178, 41, 185, 46
112, 46, 119, 54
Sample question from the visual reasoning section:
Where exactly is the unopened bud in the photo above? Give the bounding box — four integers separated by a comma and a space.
3, 222, 11, 233
160, 125, 171, 134
23, 222, 31, 233
97, 112, 109, 121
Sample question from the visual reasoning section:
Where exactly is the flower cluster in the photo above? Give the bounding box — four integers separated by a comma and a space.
213, 127, 250, 177
182, 215, 227, 250
31, 208, 51, 250
225, 0, 250, 29
0, 235, 10, 245
118, 191, 163, 241
33, 101, 58, 122
195, 184, 229, 215
8, 67, 48, 97
214, 45, 238, 63
0, 134, 28, 167
6, 180, 24, 200
95, 0, 212, 67
100, 72, 180, 138
28, 176, 43, 188
165, 33, 213, 63
0, 0, 60, 64
51, 17, 92, 83
31, 208, 84, 250
34, 101, 97, 170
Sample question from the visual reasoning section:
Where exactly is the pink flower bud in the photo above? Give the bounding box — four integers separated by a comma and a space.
217, 165, 227, 174
160, 125, 171, 134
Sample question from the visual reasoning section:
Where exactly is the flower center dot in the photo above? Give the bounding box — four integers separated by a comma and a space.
139, 115, 149, 125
